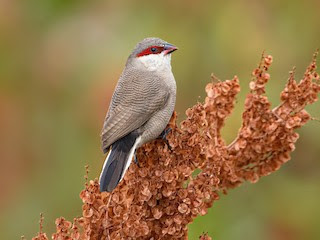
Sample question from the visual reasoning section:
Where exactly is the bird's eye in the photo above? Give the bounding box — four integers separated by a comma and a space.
136, 46, 164, 57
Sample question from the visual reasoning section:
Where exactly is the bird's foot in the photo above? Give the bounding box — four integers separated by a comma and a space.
133, 151, 140, 167
158, 128, 172, 151
158, 128, 172, 140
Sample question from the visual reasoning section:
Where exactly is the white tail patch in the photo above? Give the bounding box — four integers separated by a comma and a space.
120, 136, 142, 181
99, 147, 112, 183
99, 136, 142, 185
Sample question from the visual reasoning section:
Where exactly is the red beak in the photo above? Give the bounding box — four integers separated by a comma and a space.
163, 43, 178, 55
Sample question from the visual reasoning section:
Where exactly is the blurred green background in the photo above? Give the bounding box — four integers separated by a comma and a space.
0, 0, 319, 239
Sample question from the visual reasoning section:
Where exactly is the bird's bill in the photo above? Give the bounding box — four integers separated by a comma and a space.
163, 44, 178, 55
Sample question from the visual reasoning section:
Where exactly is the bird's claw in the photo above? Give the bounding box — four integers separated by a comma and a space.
134, 151, 140, 167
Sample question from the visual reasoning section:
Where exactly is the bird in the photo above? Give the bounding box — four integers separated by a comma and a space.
99, 37, 178, 192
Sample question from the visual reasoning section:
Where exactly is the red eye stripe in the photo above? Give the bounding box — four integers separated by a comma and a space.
136, 46, 164, 57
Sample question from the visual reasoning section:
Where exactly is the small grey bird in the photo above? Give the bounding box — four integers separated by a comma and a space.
99, 37, 178, 192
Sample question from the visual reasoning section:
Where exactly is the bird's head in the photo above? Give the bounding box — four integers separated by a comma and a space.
128, 37, 178, 71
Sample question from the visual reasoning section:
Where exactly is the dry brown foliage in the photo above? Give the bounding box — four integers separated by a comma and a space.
199, 232, 212, 240
31, 52, 320, 240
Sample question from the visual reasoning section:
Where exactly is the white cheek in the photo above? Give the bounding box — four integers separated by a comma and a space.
138, 53, 171, 71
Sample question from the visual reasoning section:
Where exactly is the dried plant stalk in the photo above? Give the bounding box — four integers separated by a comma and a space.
31, 213, 48, 240
31, 53, 320, 240
199, 232, 212, 240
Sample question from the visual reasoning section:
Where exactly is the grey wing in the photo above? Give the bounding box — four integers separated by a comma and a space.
101, 72, 169, 153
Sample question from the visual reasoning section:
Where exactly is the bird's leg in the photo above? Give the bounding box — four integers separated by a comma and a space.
133, 150, 140, 167
158, 128, 172, 150
158, 128, 171, 140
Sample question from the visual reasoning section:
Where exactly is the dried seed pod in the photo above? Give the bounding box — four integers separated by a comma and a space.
31, 53, 320, 240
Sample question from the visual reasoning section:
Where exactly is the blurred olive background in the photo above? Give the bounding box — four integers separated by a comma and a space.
0, 0, 320, 239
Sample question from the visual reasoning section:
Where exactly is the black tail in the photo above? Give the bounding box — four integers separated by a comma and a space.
99, 131, 139, 192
